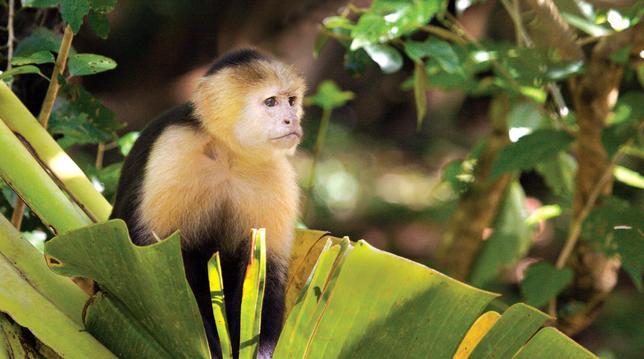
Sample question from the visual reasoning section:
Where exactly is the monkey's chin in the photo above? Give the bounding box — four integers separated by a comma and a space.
270, 133, 301, 150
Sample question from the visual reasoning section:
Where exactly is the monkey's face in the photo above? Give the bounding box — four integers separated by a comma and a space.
234, 87, 303, 155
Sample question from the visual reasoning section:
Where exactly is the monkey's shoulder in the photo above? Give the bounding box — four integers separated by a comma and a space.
110, 103, 202, 221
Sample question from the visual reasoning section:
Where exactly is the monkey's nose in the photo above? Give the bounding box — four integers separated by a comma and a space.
283, 119, 291, 125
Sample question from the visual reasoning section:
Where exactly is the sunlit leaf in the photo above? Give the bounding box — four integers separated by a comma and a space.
21, 0, 58, 8
0, 217, 115, 358
208, 253, 233, 359
491, 129, 574, 178
350, 0, 441, 50
363, 43, 403, 74
117, 131, 140, 156
239, 228, 267, 359
514, 327, 595, 358
614, 166, 644, 189
68, 53, 117, 76
323, 16, 354, 30
561, 13, 612, 36
521, 262, 573, 308
0, 65, 44, 81
10, 50, 55, 65
469, 303, 551, 358
454, 311, 500, 358
525, 204, 562, 226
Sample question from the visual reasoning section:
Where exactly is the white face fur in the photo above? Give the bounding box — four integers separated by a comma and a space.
234, 86, 303, 156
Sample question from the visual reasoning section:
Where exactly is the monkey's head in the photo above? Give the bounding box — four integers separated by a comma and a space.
193, 49, 306, 159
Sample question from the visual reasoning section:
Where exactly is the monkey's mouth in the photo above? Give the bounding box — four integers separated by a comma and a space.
271, 131, 302, 141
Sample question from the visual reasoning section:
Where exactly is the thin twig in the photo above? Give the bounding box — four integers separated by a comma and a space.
11, 25, 74, 230
95, 143, 105, 169
302, 107, 332, 222
6, 0, 14, 71
10, 198, 25, 229
555, 132, 640, 270
419, 25, 466, 45
37, 25, 74, 128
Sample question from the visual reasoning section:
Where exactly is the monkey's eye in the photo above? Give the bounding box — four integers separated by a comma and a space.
264, 97, 277, 107
288, 96, 296, 106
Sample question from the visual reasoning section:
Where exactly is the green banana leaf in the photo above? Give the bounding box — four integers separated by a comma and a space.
208, 253, 233, 359
0, 215, 115, 358
0, 119, 91, 234
274, 238, 596, 359
0, 81, 111, 222
239, 229, 267, 359
44, 219, 210, 358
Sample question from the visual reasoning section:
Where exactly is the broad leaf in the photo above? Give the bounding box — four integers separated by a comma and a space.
10, 50, 55, 65
68, 53, 117, 76
50, 82, 122, 146
14, 27, 63, 57
583, 197, 643, 290
44, 220, 211, 358
306, 80, 354, 110
535, 152, 576, 197
404, 38, 461, 74
614, 227, 643, 290
520, 262, 573, 308
60, 0, 90, 33
0, 216, 114, 358
0, 65, 43, 81
469, 303, 550, 359
491, 129, 574, 178
88, 10, 110, 39
514, 327, 595, 358
276, 237, 595, 358
275, 239, 498, 358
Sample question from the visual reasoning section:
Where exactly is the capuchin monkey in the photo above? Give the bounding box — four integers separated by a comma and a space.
110, 49, 305, 358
